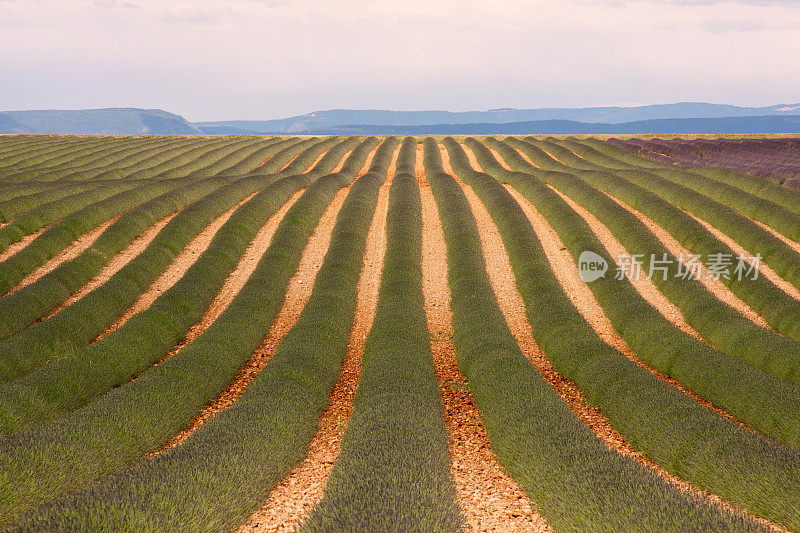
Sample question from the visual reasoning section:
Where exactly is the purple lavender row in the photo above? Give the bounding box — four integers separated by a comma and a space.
608, 137, 800, 189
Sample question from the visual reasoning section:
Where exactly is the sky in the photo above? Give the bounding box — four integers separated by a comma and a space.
1, 0, 799, 121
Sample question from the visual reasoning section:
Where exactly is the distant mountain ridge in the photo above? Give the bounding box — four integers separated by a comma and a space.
2, 104, 799, 135
300, 115, 800, 135
0, 108, 201, 135
194, 103, 800, 134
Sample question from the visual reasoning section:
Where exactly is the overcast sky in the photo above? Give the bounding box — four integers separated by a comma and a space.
1, 0, 798, 121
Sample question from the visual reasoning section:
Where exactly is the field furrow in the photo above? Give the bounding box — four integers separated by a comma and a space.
3, 134, 800, 531
155, 184, 350, 455
238, 141, 398, 532
431, 138, 768, 531
420, 164, 550, 532
98, 194, 254, 340
445, 136, 800, 530
8, 214, 121, 294
42, 211, 179, 319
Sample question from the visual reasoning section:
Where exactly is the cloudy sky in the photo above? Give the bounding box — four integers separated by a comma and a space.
1, 0, 798, 121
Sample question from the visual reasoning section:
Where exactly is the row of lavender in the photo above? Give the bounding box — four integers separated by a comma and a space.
609, 137, 800, 189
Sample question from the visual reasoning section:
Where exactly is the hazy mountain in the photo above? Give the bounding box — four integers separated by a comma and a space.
3, 104, 799, 135
0, 108, 201, 135
301, 115, 800, 135
0, 113, 26, 134
194, 103, 800, 134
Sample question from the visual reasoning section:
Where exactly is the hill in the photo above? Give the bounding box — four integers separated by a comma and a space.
0, 108, 201, 135
193, 103, 800, 134
300, 115, 800, 135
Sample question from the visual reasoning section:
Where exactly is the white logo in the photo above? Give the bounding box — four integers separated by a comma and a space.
578, 251, 608, 282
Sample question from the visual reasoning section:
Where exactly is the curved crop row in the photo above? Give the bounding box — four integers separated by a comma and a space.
0, 177, 231, 344
46, 137, 185, 181
178, 136, 272, 178
305, 139, 461, 531
533, 139, 601, 170
603, 155, 800, 245
0, 136, 128, 172
584, 140, 800, 248
479, 137, 800, 446
0, 177, 288, 370
482, 137, 800, 397
0, 158, 369, 528
63, 137, 209, 181
0, 137, 352, 351
691, 165, 800, 215
0, 137, 122, 177
551, 138, 637, 170
275, 137, 345, 177
424, 138, 754, 531
17, 136, 186, 182
0, 137, 77, 167
207, 137, 292, 176
579, 137, 667, 168
52, 137, 206, 181
443, 137, 800, 531
607, 137, 800, 188
92, 136, 236, 181
506, 138, 800, 345
11, 155, 391, 531
0, 173, 308, 434
0, 180, 110, 223
0, 138, 378, 431
124, 137, 258, 180
3, 137, 176, 182
0, 180, 180, 295
302, 136, 362, 178
0, 179, 83, 203
0, 179, 140, 253
252, 137, 328, 175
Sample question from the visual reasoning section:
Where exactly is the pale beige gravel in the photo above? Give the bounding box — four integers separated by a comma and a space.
557, 143, 800, 257
42, 212, 179, 320
507, 143, 773, 330
356, 147, 378, 177
8, 215, 121, 295
440, 147, 454, 175
303, 151, 328, 174
536, 185, 702, 345
534, 185, 776, 434
95, 194, 257, 342
0, 227, 47, 262
239, 144, 400, 532
511, 147, 541, 169
252, 153, 274, 169
420, 172, 551, 533
254, 141, 291, 170
595, 189, 772, 330
151, 185, 351, 456
0, 220, 11, 230
461, 143, 484, 172
330, 148, 354, 173
239, 165, 394, 533
567, 148, 588, 160
386, 143, 401, 179
751, 219, 800, 255
415, 144, 425, 183
487, 147, 513, 171
539, 148, 566, 165
554, 144, 800, 300
150, 190, 305, 371
685, 210, 800, 302
541, 187, 704, 342
462, 179, 785, 532
278, 154, 301, 173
